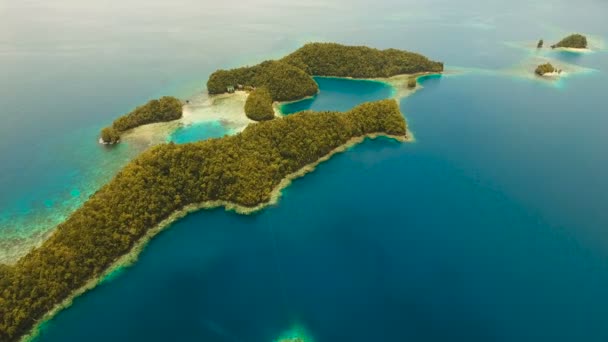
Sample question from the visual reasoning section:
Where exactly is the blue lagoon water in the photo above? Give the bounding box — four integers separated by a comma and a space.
281, 77, 394, 114
2, 0, 608, 341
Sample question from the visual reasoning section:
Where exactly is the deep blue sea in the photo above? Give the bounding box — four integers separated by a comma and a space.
2, 0, 608, 341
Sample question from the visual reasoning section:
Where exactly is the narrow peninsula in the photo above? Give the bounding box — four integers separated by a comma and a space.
99, 96, 183, 144
0, 99, 408, 342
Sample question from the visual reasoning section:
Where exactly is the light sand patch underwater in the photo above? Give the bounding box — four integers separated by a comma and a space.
122, 91, 253, 149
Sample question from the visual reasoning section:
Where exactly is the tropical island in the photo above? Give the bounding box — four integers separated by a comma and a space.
551, 33, 588, 49
0, 41, 445, 342
99, 96, 183, 144
535, 63, 561, 76
0, 99, 408, 341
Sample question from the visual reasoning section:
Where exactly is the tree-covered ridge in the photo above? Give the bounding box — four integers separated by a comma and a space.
551, 34, 588, 49
206, 43, 443, 100
281, 42, 444, 78
100, 96, 183, 143
0, 99, 406, 342
206, 60, 319, 102
244, 87, 275, 121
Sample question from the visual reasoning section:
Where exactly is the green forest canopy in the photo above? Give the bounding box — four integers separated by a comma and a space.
281, 42, 444, 78
206, 42, 443, 100
551, 34, 588, 49
244, 87, 275, 121
100, 96, 183, 143
0, 99, 407, 342
206, 60, 320, 102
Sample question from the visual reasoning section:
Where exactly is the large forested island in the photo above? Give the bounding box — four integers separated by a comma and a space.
0, 100, 407, 341
99, 96, 183, 144
207, 42, 444, 104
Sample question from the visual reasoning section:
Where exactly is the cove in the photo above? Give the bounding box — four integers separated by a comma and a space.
280, 77, 394, 115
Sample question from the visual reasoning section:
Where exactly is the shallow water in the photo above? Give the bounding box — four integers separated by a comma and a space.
2, 0, 608, 341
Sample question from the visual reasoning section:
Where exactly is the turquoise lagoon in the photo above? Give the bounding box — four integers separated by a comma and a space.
168, 121, 232, 144
1, 0, 608, 341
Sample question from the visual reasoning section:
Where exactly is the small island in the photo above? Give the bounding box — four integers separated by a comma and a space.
0, 99, 408, 342
535, 63, 561, 76
551, 33, 588, 49
99, 96, 183, 144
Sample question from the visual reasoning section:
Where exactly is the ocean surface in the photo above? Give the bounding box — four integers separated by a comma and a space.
1, 0, 608, 341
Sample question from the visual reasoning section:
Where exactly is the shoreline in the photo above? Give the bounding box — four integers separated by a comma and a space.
552, 47, 592, 53
21, 131, 409, 342
538, 71, 563, 78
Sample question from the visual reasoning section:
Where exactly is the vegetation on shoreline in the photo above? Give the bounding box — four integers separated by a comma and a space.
281, 42, 444, 77
100, 126, 120, 144
99, 96, 183, 144
244, 87, 275, 121
0, 99, 407, 342
551, 34, 588, 49
206, 61, 319, 102
407, 77, 417, 88
206, 43, 443, 103
535, 63, 559, 76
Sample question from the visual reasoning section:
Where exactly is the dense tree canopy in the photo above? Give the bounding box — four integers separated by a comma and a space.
206, 61, 319, 102
0, 99, 406, 342
206, 43, 444, 103
99, 96, 183, 143
281, 42, 444, 77
551, 34, 588, 49
100, 127, 120, 144
244, 87, 275, 121
535, 63, 557, 76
